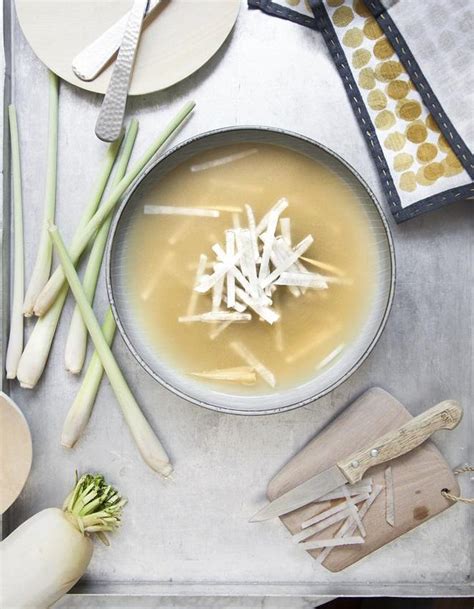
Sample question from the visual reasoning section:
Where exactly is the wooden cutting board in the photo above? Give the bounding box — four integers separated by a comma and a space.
268, 387, 459, 572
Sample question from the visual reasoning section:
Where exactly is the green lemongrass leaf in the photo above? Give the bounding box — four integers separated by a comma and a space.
61, 308, 116, 448
49, 225, 173, 477
35, 101, 195, 316
22, 72, 59, 316
16, 134, 124, 389
5, 105, 24, 379
65, 119, 138, 374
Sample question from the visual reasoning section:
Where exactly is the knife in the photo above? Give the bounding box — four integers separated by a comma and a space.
72, 0, 162, 82
249, 400, 462, 522
95, 0, 149, 142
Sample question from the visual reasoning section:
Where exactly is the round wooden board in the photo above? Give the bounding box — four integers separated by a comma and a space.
0, 392, 32, 514
15, 0, 241, 95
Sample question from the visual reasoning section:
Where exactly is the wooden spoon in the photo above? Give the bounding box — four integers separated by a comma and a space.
0, 392, 32, 514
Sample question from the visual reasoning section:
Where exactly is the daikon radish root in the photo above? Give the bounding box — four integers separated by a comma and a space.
0, 473, 125, 609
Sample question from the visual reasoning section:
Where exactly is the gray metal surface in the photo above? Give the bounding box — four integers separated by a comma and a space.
1, 0, 472, 604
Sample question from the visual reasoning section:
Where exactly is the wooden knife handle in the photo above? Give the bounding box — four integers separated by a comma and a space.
337, 400, 463, 484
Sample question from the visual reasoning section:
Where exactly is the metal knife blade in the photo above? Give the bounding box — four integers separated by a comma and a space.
249, 465, 348, 522
72, 0, 162, 82
95, 0, 149, 142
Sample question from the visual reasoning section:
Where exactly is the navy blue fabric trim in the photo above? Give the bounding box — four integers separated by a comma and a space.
309, 0, 403, 219
366, 0, 474, 180
393, 182, 474, 222
247, 0, 319, 30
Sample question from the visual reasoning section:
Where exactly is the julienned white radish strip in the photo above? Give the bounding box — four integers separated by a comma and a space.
317, 481, 372, 502
191, 366, 256, 384
5, 106, 24, 379
225, 231, 236, 307
300, 536, 364, 550
279, 217, 292, 246
259, 198, 288, 279
144, 205, 220, 217
49, 225, 172, 477
235, 287, 279, 325
316, 485, 382, 564
0, 473, 125, 609
245, 204, 259, 261
168, 217, 192, 246
276, 272, 328, 289
190, 148, 258, 172
212, 244, 256, 298
186, 254, 207, 317
292, 507, 354, 543
17, 134, 125, 388
209, 320, 232, 340
179, 312, 251, 323
274, 236, 312, 293
301, 492, 370, 529
65, 120, 138, 374
300, 256, 345, 277
223, 295, 246, 313
22, 72, 59, 316
232, 211, 241, 229
385, 466, 395, 527
235, 229, 259, 296
230, 341, 275, 387
212, 274, 225, 312
285, 327, 336, 365
343, 483, 366, 537
268, 238, 300, 298
255, 197, 288, 235
62, 307, 116, 448
196, 253, 242, 293
316, 344, 345, 371
260, 235, 313, 289
34, 101, 196, 317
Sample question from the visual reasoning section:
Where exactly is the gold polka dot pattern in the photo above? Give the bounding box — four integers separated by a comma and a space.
325, 0, 466, 193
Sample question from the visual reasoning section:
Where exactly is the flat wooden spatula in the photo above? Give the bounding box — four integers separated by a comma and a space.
250, 400, 462, 522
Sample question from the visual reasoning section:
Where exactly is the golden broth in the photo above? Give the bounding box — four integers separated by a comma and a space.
125, 143, 377, 395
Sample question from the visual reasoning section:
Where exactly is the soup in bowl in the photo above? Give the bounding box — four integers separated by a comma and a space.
107, 128, 394, 414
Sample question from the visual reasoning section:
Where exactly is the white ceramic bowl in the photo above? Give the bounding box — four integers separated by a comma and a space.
106, 128, 395, 415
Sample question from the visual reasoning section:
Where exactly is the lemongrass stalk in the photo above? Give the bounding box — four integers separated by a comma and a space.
65, 120, 138, 374
16, 137, 124, 388
5, 106, 24, 379
16, 285, 68, 388
34, 101, 195, 317
22, 72, 59, 316
62, 307, 116, 448
49, 225, 172, 477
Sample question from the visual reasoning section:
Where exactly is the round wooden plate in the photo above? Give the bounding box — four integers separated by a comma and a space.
15, 0, 241, 95
0, 392, 32, 514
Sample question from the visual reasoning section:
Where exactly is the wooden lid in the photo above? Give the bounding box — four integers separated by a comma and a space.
0, 392, 32, 514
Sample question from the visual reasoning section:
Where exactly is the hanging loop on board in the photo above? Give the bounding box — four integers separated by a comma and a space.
441, 466, 474, 505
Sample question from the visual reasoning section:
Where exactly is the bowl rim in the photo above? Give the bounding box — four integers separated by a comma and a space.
106, 125, 396, 415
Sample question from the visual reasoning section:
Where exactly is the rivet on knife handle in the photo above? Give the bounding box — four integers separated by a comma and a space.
95, 0, 149, 142
337, 400, 463, 485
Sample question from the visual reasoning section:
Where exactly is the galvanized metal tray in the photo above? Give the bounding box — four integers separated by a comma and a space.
2, 0, 472, 604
